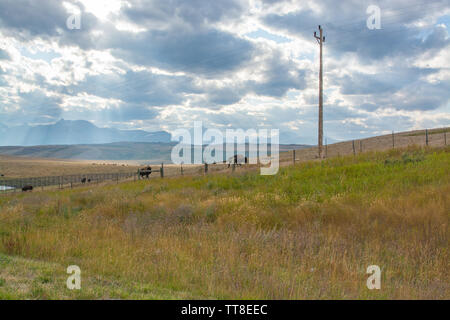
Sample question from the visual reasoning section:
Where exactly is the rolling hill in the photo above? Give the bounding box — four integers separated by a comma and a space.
0, 142, 309, 162
0, 142, 176, 162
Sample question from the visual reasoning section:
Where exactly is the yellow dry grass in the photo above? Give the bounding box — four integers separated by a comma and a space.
0, 145, 448, 299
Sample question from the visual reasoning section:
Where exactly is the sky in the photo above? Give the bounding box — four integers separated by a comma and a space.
0, 0, 449, 144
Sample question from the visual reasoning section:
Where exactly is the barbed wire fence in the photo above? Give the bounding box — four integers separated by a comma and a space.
1, 128, 448, 194
0, 161, 243, 195
290, 128, 448, 164
0, 171, 138, 194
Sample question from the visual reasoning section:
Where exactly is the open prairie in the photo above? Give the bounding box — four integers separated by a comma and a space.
0, 145, 448, 299
1, 128, 446, 179
0, 155, 142, 179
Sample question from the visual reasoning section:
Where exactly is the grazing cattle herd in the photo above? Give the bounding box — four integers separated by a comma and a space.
2, 155, 249, 193
17, 177, 94, 192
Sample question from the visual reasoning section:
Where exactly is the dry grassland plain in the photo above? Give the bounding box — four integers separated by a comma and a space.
0, 145, 448, 299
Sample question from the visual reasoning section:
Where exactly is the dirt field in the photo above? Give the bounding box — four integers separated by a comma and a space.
0, 156, 142, 179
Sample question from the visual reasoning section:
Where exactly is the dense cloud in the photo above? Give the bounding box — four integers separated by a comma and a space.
68, 70, 194, 106
0, 0, 68, 37
0, 89, 63, 124
264, 0, 450, 60
0, 0, 449, 143
0, 0, 99, 49
105, 27, 255, 75
336, 67, 439, 95
122, 0, 246, 28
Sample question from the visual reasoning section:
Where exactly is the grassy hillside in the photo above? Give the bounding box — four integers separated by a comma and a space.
0, 146, 448, 299
278, 127, 449, 165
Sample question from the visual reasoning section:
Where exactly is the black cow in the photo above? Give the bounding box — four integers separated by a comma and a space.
139, 166, 152, 179
22, 185, 33, 192
87, 178, 91, 183
81, 178, 87, 183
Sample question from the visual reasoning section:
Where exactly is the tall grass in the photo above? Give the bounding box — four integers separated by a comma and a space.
0, 146, 448, 299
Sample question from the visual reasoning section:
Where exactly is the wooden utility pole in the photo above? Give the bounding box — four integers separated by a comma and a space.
314, 25, 325, 158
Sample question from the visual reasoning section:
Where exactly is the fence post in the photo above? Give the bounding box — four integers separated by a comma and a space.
445, 128, 447, 146
181, 164, 184, 176
352, 140, 355, 156
204, 162, 208, 174
325, 138, 328, 158
160, 163, 164, 178
425, 129, 429, 146
360, 140, 363, 153
292, 150, 296, 165
392, 131, 395, 148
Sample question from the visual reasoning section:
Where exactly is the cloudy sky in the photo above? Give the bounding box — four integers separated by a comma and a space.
0, 0, 449, 144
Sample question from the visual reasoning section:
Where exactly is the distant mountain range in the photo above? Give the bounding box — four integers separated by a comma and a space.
0, 119, 311, 161
0, 119, 172, 146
